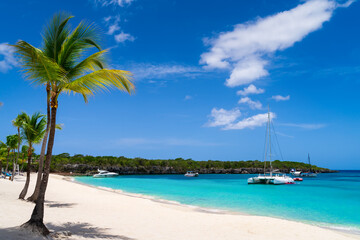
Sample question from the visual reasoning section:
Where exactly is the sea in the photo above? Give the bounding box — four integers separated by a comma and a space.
75, 170, 360, 234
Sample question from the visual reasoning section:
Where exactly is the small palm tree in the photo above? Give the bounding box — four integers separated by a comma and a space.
13, 13, 134, 235
4, 135, 18, 178
0, 141, 7, 177
18, 112, 46, 200
12, 113, 26, 181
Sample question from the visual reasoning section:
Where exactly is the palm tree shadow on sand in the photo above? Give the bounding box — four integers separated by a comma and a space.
44, 200, 77, 208
0, 222, 136, 240
47, 222, 136, 239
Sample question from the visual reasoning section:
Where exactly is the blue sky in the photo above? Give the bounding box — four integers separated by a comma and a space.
0, 0, 359, 169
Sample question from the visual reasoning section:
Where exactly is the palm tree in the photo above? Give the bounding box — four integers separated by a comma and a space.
0, 141, 7, 177
19, 112, 46, 200
4, 135, 18, 178
13, 13, 134, 235
12, 113, 26, 181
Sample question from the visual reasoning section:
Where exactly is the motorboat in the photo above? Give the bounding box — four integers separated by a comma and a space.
290, 154, 317, 178
248, 105, 295, 185
184, 171, 199, 177
93, 169, 119, 178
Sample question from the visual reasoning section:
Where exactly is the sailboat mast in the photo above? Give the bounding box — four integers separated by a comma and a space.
268, 105, 272, 177
308, 153, 311, 172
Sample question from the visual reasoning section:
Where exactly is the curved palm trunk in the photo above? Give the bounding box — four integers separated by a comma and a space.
28, 86, 51, 202
19, 146, 32, 199
12, 127, 21, 182
5, 150, 10, 178
21, 101, 57, 236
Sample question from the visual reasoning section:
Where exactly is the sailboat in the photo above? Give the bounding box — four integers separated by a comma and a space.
248, 106, 294, 185
300, 154, 317, 177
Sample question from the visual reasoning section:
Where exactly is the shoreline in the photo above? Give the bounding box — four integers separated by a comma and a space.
1, 173, 359, 240
70, 175, 360, 236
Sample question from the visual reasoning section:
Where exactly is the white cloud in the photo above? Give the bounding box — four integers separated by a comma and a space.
95, 0, 134, 7
280, 123, 326, 129
128, 63, 203, 80
207, 107, 275, 130
0, 43, 17, 73
224, 112, 276, 130
272, 95, 290, 101
237, 84, 265, 96
184, 95, 192, 101
207, 108, 241, 127
114, 32, 135, 43
200, 0, 354, 87
105, 15, 121, 35
238, 97, 262, 109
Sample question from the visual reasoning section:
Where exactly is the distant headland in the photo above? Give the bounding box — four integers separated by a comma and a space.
44, 153, 337, 175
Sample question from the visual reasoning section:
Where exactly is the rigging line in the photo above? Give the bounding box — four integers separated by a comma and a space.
263, 117, 269, 174
271, 120, 285, 162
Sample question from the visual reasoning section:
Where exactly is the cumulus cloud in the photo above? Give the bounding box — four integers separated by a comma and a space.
224, 112, 275, 130
104, 16, 135, 43
238, 97, 262, 109
237, 84, 265, 96
114, 32, 135, 43
207, 108, 241, 127
95, 0, 134, 7
200, 0, 354, 87
272, 95, 290, 101
207, 107, 274, 130
0, 43, 17, 72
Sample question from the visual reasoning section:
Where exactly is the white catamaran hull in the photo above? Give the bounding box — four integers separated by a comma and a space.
248, 175, 294, 185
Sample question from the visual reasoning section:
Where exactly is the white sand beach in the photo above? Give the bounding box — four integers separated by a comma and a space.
0, 174, 359, 240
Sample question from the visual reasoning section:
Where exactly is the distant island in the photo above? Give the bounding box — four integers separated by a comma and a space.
42, 153, 336, 175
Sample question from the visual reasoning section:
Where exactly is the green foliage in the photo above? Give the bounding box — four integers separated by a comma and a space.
49, 153, 330, 173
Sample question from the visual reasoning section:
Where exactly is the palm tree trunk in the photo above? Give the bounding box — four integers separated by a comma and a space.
19, 146, 32, 199
12, 127, 21, 182
21, 100, 57, 236
5, 150, 10, 178
27, 86, 51, 202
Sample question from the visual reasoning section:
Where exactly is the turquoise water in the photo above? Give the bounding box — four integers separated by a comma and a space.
75, 171, 360, 233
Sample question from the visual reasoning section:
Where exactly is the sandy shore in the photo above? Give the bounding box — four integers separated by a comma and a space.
0, 174, 359, 240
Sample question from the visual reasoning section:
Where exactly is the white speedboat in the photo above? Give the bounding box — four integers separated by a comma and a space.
290, 169, 302, 177
184, 171, 199, 177
93, 169, 119, 178
247, 105, 295, 185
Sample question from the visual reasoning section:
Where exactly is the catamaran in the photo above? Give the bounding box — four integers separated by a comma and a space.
248, 106, 294, 185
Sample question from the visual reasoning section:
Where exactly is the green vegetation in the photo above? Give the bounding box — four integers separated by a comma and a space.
47, 154, 330, 174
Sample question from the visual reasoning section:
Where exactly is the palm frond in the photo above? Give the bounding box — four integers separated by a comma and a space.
12, 41, 67, 86
42, 12, 73, 61
63, 69, 134, 102
67, 50, 107, 79
58, 20, 102, 71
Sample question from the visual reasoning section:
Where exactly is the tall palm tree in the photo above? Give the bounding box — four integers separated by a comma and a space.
19, 112, 46, 200
4, 135, 18, 178
13, 13, 134, 235
12, 113, 26, 181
